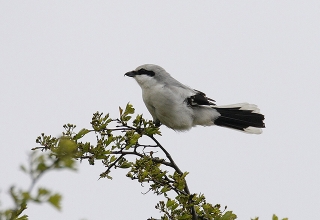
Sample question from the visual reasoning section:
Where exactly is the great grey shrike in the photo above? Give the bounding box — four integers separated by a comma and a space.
125, 64, 265, 134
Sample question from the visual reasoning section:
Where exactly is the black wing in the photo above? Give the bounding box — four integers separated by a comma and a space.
186, 90, 216, 107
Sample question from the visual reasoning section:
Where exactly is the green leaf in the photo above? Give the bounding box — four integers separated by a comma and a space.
122, 115, 131, 122
48, 193, 62, 210
272, 215, 288, 220
145, 127, 161, 135
178, 213, 192, 220
120, 161, 132, 169
22, 191, 31, 201
110, 155, 117, 163
55, 137, 77, 157
38, 188, 50, 196
61, 157, 76, 168
129, 133, 141, 145
220, 211, 237, 220
16, 215, 29, 220
120, 103, 135, 122
166, 199, 173, 207
161, 186, 171, 194
73, 128, 89, 140
104, 135, 114, 147
124, 103, 135, 115
20, 165, 27, 173
36, 162, 48, 172
119, 106, 123, 116
106, 174, 113, 180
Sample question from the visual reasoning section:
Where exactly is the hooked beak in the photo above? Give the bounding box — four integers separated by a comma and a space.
124, 71, 137, 77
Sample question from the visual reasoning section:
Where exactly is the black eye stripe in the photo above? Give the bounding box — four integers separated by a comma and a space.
136, 68, 155, 77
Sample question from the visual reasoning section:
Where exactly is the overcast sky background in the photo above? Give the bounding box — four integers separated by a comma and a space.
1, 1, 319, 220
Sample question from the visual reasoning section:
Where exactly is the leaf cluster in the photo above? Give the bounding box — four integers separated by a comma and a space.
1, 103, 288, 220
32, 103, 236, 219
0, 151, 71, 220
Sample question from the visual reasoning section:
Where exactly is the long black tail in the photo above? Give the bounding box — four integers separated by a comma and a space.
213, 103, 265, 134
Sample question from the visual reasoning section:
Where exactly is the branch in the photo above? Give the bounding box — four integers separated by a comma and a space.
148, 135, 197, 220
80, 150, 172, 167
99, 154, 124, 179
28, 157, 60, 192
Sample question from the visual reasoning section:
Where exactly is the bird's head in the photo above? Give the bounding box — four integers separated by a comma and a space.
125, 64, 170, 88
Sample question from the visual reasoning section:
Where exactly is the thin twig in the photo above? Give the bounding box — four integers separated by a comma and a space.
28, 158, 60, 192
99, 155, 124, 179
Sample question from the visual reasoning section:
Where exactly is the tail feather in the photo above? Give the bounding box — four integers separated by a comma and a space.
213, 103, 265, 134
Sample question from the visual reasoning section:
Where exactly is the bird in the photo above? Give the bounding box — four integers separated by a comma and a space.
125, 64, 265, 134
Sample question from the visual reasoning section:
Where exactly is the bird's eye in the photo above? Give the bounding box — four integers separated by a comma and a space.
137, 69, 155, 77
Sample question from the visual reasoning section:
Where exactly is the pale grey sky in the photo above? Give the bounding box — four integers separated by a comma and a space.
1, 1, 319, 220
